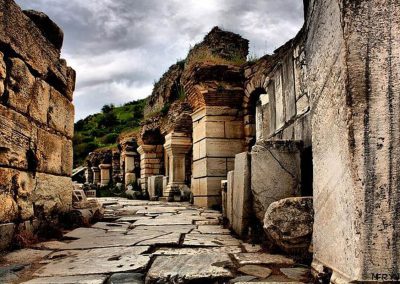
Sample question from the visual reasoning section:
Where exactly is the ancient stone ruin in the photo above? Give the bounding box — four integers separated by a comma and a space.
0, 0, 75, 249
1, 0, 400, 283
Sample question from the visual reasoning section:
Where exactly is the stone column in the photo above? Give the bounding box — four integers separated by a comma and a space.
99, 164, 111, 187
191, 106, 245, 208
163, 132, 192, 199
124, 151, 137, 186
92, 167, 100, 185
85, 167, 93, 184
137, 145, 163, 190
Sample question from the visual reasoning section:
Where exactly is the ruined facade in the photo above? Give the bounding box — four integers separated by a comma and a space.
0, 0, 75, 249
78, 1, 400, 282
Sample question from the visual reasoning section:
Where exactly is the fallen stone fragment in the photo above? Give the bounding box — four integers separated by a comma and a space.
238, 265, 272, 278
233, 253, 294, 266
107, 272, 144, 284
280, 267, 310, 281
21, 274, 108, 284
146, 254, 234, 284
183, 233, 241, 247
33, 246, 150, 277
263, 197, 313, 254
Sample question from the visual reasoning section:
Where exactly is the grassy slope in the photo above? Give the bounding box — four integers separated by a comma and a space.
73, 100, 146, 167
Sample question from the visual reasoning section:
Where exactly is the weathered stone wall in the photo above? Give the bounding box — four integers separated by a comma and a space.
0, 0, 75, 249
244, 33, 310, 149
306, 0, 400, 282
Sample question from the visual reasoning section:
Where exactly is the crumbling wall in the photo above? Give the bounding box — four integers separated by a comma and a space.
0, 0, 75, 249
143, 62, 185, 117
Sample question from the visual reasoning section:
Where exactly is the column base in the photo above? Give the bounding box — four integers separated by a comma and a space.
164, 183, 185, 201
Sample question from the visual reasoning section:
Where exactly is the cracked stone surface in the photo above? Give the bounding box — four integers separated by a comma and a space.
153, 247, 242, 255
183, 233, 241, 247
128, 225, 195, 234
0, 198, 310, 283
146, 254, 234, 284
34, 246, 150, 277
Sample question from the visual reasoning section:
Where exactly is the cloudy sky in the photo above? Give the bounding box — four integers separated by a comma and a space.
16, 0, 304, 121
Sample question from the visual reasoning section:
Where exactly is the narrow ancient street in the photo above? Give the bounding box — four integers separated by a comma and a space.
0, 198, 310, 283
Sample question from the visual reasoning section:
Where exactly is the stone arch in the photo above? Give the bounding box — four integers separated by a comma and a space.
243, 74, 270, 150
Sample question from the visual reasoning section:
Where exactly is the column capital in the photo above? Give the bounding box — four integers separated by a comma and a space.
124, 151, 137, 157
137, 145, 163, 155
164, 132, 192, 154
99, 163, 112, 170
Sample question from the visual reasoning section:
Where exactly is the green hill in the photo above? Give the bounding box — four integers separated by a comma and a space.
73, 99, 146, 166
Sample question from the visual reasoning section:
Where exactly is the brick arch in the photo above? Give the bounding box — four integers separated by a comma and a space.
243, 74, 270, 112
243, 74, 270, 150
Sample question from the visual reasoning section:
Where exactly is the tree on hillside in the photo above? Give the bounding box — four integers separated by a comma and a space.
102, 104, 115, 113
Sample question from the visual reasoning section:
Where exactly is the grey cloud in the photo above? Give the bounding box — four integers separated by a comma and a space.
15, 0, 303, 120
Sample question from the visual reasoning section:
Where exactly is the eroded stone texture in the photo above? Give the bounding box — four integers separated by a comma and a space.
0, 0, 75, 249
263, 197, 313, 255
251, 141, 302, 222
33, 247, 150, 277
306, 0, 400, 282
232, 152, 251, 237
146, 254, 234, 284
183, 233, 241, 247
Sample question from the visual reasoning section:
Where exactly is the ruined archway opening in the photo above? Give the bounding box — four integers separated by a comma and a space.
248, 87, 268, 149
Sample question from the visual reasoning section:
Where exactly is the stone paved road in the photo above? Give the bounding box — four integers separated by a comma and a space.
0, 198, 311, 283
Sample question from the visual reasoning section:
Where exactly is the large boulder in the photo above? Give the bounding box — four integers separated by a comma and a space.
263, 197, 313, 255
